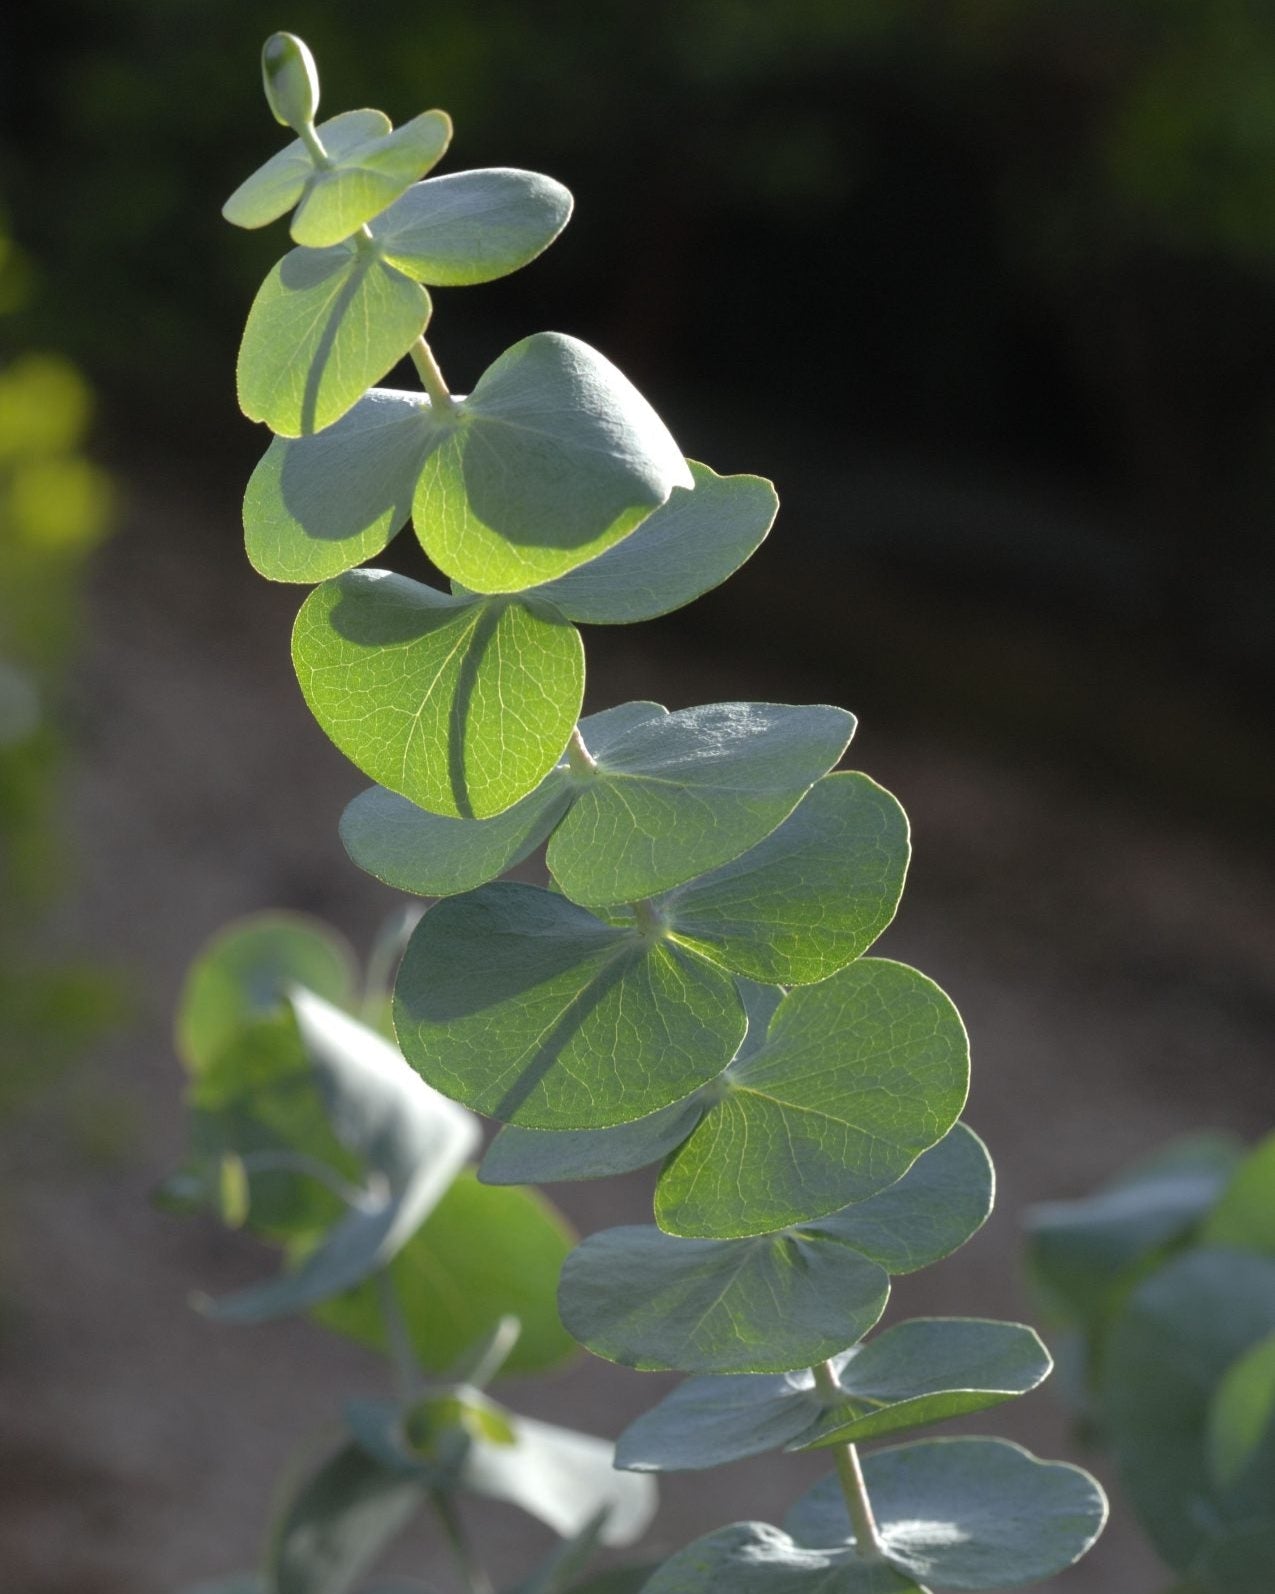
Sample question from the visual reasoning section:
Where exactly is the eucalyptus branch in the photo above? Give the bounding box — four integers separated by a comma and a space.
813, 1361, 885, 1560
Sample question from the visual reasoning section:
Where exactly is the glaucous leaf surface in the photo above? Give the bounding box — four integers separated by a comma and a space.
238, 242, 430, 437
558, 1222, 890, 1374
1101, 1247, 1275, 1570
520, 461, 778, 624
203, 993, 479, 1323
267, 1440, 425, 1594
177, 912, 357, 1073
222, 109, 389, 229
293, 571, 584, 819
616, 1318, 1049, 1472
372, 168, 573, 285
310, 1170, 576, 1374
478, 982, 780, 1184
1026, 1131, 1243, 1328
462, 1413, 657, 1547
659, 773, 909, 985
412, 332, 692, 592
791, 1318, 1052, 1449
1202, 1131, 1275, 1254
655, 959, 969, 1239
341, 773, 573, 899
820, 1123, 994, 1274
640, 1525, 925, 1594
549, 701, 855, 907
785, 1438, 1107, 1590
393, 884, 746, 1129
1206, 1331, 1275, 1490
290, 111, 453, 248
244, 388, 439, 583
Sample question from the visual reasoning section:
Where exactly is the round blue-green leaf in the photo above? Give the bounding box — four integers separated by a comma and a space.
549, 701, 855, 907
176, 912, 358, 1073
237, 243, 430, 437
310, 1170, 576, 1375
558, 1222, 890, 1374
641, 1525, 924, 1594
521, 461, 777, 624
662, 772, 909, 985
290, 111, 453, 248
293, 571, 584, 819
819, 1123, 994, 1274
341, 771, 573, 898
1101, 1247, 1275, 1570
786, 1438, 1107, 1590
655, 959, 969, 1239
412, 332, 692, 593
478, 981, 779, 1185
373, 168, 573, 285
222, 109, 388, 230
244, 388, 443, 583
393, 884, 746, 1129
617, 1318, 1048, 1473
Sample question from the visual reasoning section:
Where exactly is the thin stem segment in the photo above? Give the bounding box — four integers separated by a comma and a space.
813, 1361, 886, 1561
431, 1489, 494, 1594
411, 337, 456, 413
375, 1268, 421, 1404
567, 725, 597, 776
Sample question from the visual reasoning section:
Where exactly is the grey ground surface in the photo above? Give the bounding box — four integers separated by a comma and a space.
1, 473, 1271, 1593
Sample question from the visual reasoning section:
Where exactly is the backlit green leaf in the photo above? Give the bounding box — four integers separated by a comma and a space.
237, 243, 430, 437
521, 462, 777, 624
660, 772, 909, 985
412, 332, 692, 592
548, 701, 855, 907
311, 1170, 576, 1375
785, 1438, 1107, 1590
394, 883, 746, 1129
373, 168, 573, 285
244, 388, 440, 583
293, 571, 584, 819
1206, 1331, 1275, 1491
223, 110, 388, 230
655, 959, 969, 1239
1202, 1131, 1275, 1254
291, 112, 453, 248
558, 1221, 890, 1374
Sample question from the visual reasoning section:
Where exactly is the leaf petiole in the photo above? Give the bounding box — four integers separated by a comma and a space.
813, 1360, 886, 1560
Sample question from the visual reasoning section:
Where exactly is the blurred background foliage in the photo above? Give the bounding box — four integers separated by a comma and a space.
2, 0, 1273, 829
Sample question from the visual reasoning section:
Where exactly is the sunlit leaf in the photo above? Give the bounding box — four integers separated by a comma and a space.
374, 168, 572, 285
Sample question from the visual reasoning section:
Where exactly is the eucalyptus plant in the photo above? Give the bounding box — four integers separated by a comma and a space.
196, 31, 1110, 1592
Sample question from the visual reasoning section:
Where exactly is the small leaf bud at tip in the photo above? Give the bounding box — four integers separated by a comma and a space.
261, 32, 320, 131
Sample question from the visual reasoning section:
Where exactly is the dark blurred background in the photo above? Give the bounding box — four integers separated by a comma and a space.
1, 4, 1273, 1592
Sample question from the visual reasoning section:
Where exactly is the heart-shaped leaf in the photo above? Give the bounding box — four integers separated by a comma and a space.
617, 1318, 1050, 1472
654, 959, 969, 1239
558, 1222, 890, 1374
244, 388, 442, 583
639, 1523, 924, 1594
519, 461, 777, 624
238, 242, 430, 437
393, 884, 746, 1129
202, 993, 479, 1323
222, 110, 388, 230
549, 701, 855, 907
293, 570, 584, 819
412, 332, 692, 592
478, 982, 780, 1186
785, 1438, 1107, 1590
291, 111, 453, 248
659, 772, 909, 985
373, 168, 573, 285
309, 1169, 576, 1375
